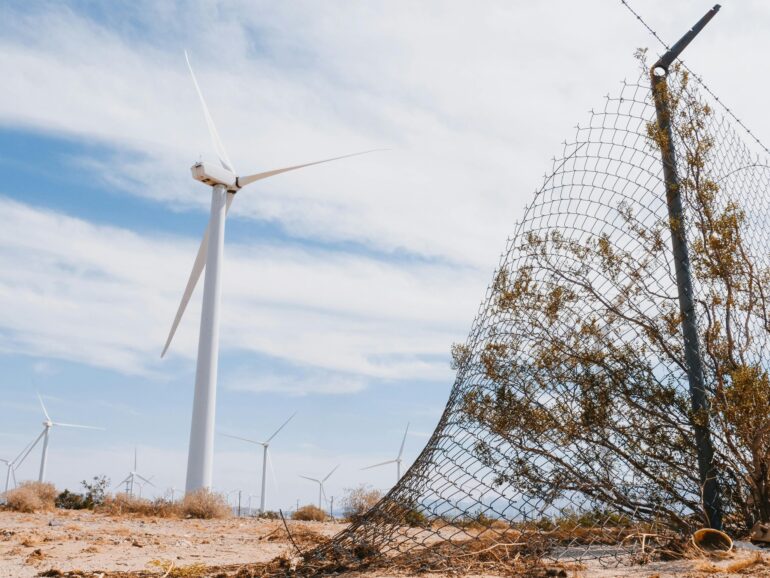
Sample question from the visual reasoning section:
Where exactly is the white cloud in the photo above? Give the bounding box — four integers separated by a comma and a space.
0, 197, 478, 386
7, 1, 767, 274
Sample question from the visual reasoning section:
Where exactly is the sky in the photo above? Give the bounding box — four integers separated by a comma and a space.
1, 0, 769, 512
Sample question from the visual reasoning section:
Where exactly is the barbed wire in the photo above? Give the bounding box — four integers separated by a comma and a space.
619, 0, 770, 159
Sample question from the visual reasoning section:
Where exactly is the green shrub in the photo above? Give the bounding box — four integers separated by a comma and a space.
56, 489, 87, 510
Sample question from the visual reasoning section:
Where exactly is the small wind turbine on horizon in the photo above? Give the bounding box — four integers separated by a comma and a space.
13, 395, 103, 483
221, 412, 295, 514
160, 51, 381, 494
117, 447, 154, 498
300, 465, 339, 510
361, 422, 410, 483
2, 434, 47, 495
1, 457, 17, 497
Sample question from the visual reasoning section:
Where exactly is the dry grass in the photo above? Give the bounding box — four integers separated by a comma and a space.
292, 505, 326, 522
98, 491, 230, 519
148, 559, 208, 577
98, 494, 181, 518
180, 488, 231, 519
5, 482, 57, 513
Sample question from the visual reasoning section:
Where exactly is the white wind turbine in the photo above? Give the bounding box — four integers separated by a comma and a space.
1, 458, 16, 498
161, 52, 379, 494
300, 465, 339, 510
362, 422, 410, 482
221, 412, 295, 514
2, 435, 44, 495
117, 447, 154, 498
14, 395, 103, 483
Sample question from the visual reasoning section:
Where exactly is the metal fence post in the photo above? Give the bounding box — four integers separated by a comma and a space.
649, 4, 723, 530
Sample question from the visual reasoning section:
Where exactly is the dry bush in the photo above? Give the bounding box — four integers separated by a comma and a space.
98, 494, 181, 518
292, 504, 327, 521
180, 488, 231, 519
342, 484, 382, 521
5, 482, 57, 512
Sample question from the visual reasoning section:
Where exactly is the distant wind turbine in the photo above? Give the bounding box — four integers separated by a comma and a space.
160, 51, 380, 494
1, 458, 16, 497
117, 447, 154, 498
362, 422, 410, 482
300, 465, 339, 510
14, 395, 103, 482
221, 412, 295, 514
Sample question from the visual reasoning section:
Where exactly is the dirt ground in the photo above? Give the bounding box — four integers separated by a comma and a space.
1, 510, 770, 577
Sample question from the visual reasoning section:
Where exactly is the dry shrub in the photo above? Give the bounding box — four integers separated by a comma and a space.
341, 484, 382, 521
6, 482, 57, 513
148, 559, 208, 577
292, 504, 326, 521
181, 488, 231, 519
98, 494, 181, 518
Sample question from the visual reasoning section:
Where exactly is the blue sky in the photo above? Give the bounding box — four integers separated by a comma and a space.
1, 0, 769, 510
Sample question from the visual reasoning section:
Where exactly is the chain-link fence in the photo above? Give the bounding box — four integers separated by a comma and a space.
287, 40, 770, 576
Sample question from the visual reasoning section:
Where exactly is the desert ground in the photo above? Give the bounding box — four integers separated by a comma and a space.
1, 510, 770, 578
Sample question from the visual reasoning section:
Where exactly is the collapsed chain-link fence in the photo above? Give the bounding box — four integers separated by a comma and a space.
290, 52, 770, 576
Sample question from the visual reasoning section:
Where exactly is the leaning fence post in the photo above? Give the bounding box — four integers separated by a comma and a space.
649, 4, 723, 530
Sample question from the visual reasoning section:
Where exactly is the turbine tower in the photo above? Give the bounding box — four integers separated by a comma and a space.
13, 395, 103, 483
162, 52, 379, 493
221, 412, 295, 513
362, 422, 410, 482
300, 465, 339, 510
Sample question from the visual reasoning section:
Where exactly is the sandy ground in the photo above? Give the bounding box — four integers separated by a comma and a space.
1, 510, 770, 577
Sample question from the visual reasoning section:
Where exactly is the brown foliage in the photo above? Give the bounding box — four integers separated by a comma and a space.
292, 504, 326, 522
5, 482, 57, 513
180, 488, 231, 519
341, 484, 382, 521
98, 494, 181, 518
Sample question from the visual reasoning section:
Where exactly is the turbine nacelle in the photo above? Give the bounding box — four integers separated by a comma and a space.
191, 162, 239, 192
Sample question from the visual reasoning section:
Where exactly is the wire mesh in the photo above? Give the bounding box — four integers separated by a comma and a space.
294, 60, 770, 576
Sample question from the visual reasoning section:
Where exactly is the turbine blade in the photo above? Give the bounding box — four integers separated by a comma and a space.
14, 430, 46, 467
237, 149, 384, 188
323, 464, 339, 483
136, 474, 155, 486
37, 393, 51, 422
299, 475, 320, 483
361, 459, 397, 471
52, 422, 104, 430
160, 194, 234, 357
116, 475, 132, 488
264, 412, 296, 444
184, 50, 235, 173
398, 422, 410, 460
221, 432, 261, 445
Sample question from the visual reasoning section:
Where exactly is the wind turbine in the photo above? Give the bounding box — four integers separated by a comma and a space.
362, 422, 410, 482
14, 395, 103, 483
2, 435, 45, 495
221, 412, 295, 514
1, 458, 16, 498
299, 465, 339, 510
161, 52, 379, 494
117, 447, 154, 498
